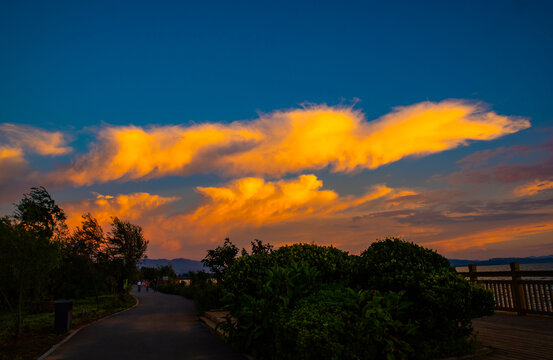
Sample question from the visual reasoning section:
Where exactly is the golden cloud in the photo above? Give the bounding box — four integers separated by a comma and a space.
55, 100, 529, 185
0, 146, 27, 182
0, 146, 24, 160
0, 123, 73, 156
65, 192, 180, 229
186, 174, 408, 226
512, 179, 553, 197
61, 178, 408, 255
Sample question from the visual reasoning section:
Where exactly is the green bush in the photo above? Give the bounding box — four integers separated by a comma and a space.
187, 271, 222, 313
223, 260, 319, 357
359, 238, 494, 358
282, 289, 416, 360
157, 281, 187, 296
216, 239, 494, 359
272, 244, 353, 285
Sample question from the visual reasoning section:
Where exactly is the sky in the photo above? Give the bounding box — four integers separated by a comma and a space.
1, 0, 552, 260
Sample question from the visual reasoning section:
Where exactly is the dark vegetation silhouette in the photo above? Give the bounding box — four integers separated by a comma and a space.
0, 187, 148, 340
140, 264, 176, 283
163, 238, 495, 359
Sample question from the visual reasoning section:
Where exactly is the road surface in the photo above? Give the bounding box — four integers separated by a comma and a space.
45, 287, 246, 360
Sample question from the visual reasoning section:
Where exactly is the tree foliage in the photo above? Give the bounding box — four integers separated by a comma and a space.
358, 238, 494, 358
0, 187, 150, 338
0, 187, 65, 337
215, 238, 494, 360
56, 214, 108, 300
13, 186, 67, 241
106, 217, 149, 292
202, 238, 239, 282
250, 239, 273, 255
140, 264, 176, 281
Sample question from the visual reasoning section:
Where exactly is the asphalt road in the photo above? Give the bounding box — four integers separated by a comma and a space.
45, 286, 246, 360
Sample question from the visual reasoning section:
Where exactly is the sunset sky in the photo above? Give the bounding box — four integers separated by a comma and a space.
1, 1, 552, 260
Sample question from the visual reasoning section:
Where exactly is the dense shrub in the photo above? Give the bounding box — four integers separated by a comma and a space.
215, 239, 494, 359
359, 238, 495, 358
157, 280, 187, 296
282, 289, 416, 360
223, 260, 319, 357
272, 244, 354, 285
223, 252, 278, 298
187, 271, 222, 312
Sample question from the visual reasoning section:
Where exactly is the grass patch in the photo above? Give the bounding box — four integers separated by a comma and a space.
0, 293, 136, 360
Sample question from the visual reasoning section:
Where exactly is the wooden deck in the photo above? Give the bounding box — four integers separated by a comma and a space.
473, 312, 553, 359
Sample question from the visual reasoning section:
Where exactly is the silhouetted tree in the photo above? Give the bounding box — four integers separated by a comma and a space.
14, 186, 67, 241
57, 214, 108, 305
0, 217, 60, 337
107, 217, 148, 292
202, 238, 239, 282
250, 239, 273, 255
0, 187, 63, 337
140, 264, 176, 281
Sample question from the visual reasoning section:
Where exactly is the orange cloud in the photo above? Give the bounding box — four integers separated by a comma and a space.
0, 123, 72, 156
54, 100, 529, 185
65, 192, 180, 229
187, 174, 407, 226
513, 179, 553, 197
61, 177, 404, 255
0, 146, 27, 183
0, 146, 24, 160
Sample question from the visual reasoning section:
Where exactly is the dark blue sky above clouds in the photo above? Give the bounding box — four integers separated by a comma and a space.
1, 0, 552, 259
2, 0, 552, 127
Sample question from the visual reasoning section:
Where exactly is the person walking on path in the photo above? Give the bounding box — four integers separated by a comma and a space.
137, 280, 142, 292
146, 281, 149, 292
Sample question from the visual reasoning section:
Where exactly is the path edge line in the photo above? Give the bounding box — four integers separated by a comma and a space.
37, 294, 140, 360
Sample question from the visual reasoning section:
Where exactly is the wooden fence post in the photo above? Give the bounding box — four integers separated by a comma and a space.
510, 262, 527, 316
468, 264, 477, 282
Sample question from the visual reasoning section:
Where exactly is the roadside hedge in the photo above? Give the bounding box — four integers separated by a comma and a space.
217, 238, 494, 359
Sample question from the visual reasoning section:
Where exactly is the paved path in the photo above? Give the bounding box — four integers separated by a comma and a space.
473, 312, 553, 359
45, 287, 246, 360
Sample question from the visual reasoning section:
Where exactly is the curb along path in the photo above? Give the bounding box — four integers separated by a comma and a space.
38, 295, 140, 360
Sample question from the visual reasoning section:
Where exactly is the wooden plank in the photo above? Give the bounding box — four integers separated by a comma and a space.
473, 313, 553, 359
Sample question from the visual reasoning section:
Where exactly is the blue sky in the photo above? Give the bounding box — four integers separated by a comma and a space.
1, 0, 552, 259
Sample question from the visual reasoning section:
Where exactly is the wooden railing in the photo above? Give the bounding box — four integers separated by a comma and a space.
457, 262, 553, 316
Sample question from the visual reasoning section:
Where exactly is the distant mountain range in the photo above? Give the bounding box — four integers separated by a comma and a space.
448, 255, 553, 267
139, 258, 207, 274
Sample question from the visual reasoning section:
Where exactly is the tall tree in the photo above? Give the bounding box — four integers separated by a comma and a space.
0, 218, 60, 337
107, 217, 148, 292
0, 187, 66, 337
13, 186, 67, 241
67, 213, 106, 261
57, 214, 107, 303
